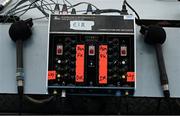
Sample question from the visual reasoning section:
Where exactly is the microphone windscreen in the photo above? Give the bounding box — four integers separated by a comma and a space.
9, 20, 32, 42
144, 25, 166, 45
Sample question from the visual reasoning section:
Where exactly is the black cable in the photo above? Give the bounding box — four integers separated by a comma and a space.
124, 0, 142, 25
40, 0, 46, 13
11, 1, 56, 17
3, 0, 30, 22
6, 3, 34, 15
5, 1, 99, 21
32, 16, 46, 20
29, 0, 49, 17
40, 0, 53, 13
5, 0, 39, 17
9, 0, 20, 8
11, 3, 56, 16
8, 0, 29, 13
18, 0, 38, 17
92, 9, 122, 14
68, 2, 99, 10
7, 0, 45, 17
25, 95, 54, 104
43, 0, 53, 12
39, 0, 53, 13
64, 0, 72, 7
0, 0, 19, 14
124, 0, 140, 20
7, 1, 66, 17
49, 0, 56, 4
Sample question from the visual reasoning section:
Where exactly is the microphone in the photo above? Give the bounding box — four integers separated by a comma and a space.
9, 18, 33, 96
141, 25, 170, 98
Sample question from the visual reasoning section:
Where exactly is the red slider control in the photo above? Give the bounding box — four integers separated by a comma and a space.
99, 45, 108, 84
75, 44, 85, 83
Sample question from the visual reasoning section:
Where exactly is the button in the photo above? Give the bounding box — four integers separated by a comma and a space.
120, 46, 127, 56
125, 91, 129, 96
90, 49, 94, 54
121, 50, 126, 54
89, 45, 95, 56
90, 62, 93, 66
56, 45, 63, 55
53, 90, 58, 94
57, 74, 61, 78
122, 61, 126, 65
57, 60, 61, 64
122, 75, 126, 79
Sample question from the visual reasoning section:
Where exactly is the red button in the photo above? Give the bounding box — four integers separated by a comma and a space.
120, 46, 127, 56
56, 45, 63, 55
90, 49, 94, 54
48, 71, 56, 80
89, 46, 95, 56
121, 50, 126, 54
58, 49, 62, 53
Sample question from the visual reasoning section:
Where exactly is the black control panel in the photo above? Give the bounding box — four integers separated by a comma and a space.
48, 14, 135, 96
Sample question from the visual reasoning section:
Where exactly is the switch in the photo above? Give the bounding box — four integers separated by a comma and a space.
88, 45, 95, 56
56, 45, 63, 55
120, 46, 127, 56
